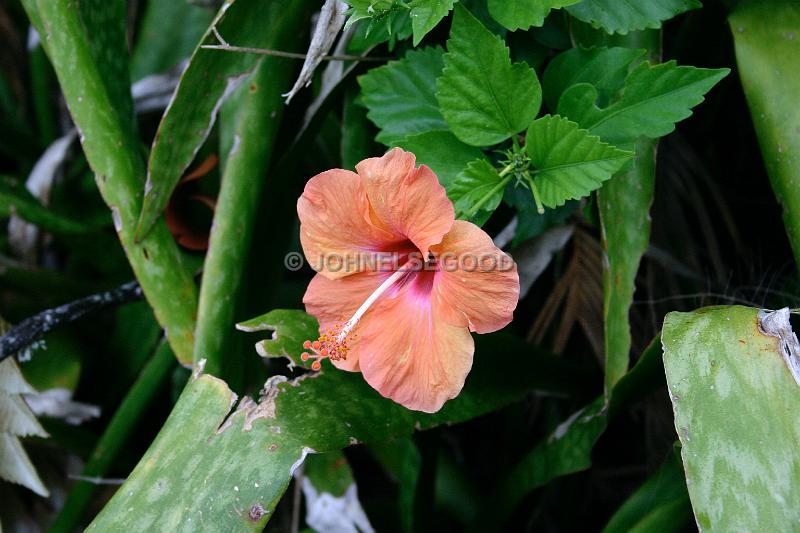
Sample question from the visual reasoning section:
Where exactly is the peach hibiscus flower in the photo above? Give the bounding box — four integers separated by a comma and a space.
297, 148, 520, 412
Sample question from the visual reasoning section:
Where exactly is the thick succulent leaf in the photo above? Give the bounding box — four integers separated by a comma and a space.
603, 452, 691, 533
730, 0, 800, 268
76, 0, 135, 137
526, 114, 633, 208
88, 311, 587, 531
410, 0, 456, 45
137, 0, 311, 238
598, 136, 656, 391
358, 46, 447, 145
557, 61, 729, 144
567, 30, 661, 393
488, 0, 579, 31
662, 306, 800, 530
483, 334, 664, 527
396, 131, 483, 188
542, 46, 645, 111
130, 0, 213, 81
194, 21, 306, 378
448, 158, 509, 225
436, 5, 541, 146
565, 0, 701, 35
21, 0, 199, 363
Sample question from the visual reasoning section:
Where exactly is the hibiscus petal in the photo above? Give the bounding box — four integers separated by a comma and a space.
432, 220, 520, 334
356, 148, 454, 258
298, 169, 400, 279
355, 274, 474, 413
302, 270, 390, 371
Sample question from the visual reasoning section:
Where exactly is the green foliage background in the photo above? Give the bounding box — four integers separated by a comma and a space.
0, 0, 798, 531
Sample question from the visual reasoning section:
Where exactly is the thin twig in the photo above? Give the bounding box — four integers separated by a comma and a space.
0, 280, 143, 361
203, 25, 389, 62
200, 43, 388, 62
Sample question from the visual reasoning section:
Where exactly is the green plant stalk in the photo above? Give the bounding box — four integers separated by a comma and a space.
22, 0, 199, 364
730, 0, 800, 268
50, 341, 176, 532
572, 25, 662, 393
193, 17, 307, 378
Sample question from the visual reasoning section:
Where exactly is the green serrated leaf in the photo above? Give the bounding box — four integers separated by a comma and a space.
557, 61, 729, 144
436, 5, 541, 146
542, 46, 645, 111
488, 0, 579, 32
663, 306, 800, 530
359, 47, 447, 145
526, 115, 633, 208
396, 130, 482, 188
409, 0, 456, 45
565, 0, 701, 35
449, 158, 509, 225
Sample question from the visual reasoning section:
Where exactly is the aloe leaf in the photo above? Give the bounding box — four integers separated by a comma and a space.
730, 0, 800, 268
87, 312, 589, 530
566, 29, 660, 392
481, 334, 664, 527
662, 306, 800, 530
136, 0, 311, 239
130, 0, 213, 81
193, 12, 307, 378
21, 0, 199, 364
50, 341, 176, 532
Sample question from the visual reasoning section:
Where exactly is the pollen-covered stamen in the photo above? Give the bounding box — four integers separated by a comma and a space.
302, 323, 354, 370
302, 262, 413, 370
